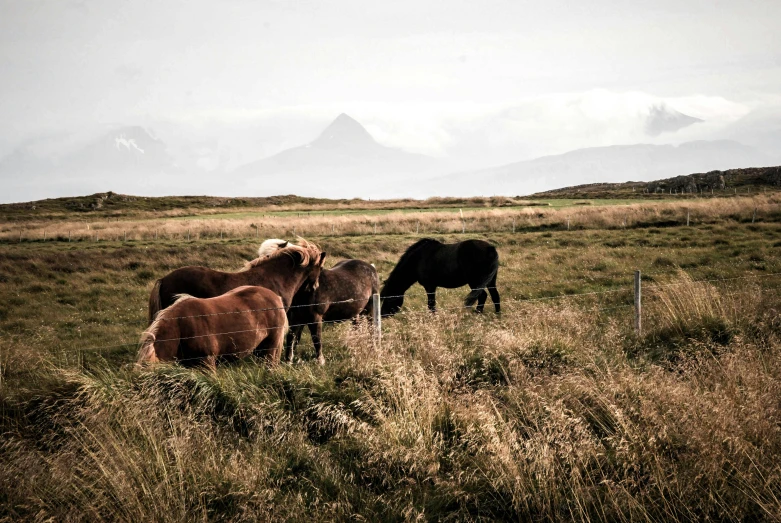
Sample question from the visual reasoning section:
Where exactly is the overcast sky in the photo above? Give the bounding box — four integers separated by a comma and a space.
1, 0, 780, 162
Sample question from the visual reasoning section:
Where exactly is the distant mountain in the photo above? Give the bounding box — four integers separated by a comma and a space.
59, 126, 177, 175
0, 126, 181, 202
412, 140, 774, 198
644, 104, 703, 136
230, 113, 442, 198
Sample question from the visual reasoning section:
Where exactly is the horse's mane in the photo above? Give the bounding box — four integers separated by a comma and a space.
242, 237, 321, 271
384, 238, 440, 286
257, 238, 288, 258
136, 293, 195, 364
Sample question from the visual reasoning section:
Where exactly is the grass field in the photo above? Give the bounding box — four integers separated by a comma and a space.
1, 193, 781, 521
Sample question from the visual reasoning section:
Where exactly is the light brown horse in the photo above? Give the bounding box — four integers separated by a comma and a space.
136, 286, 288, 368
148, 238, 325, 323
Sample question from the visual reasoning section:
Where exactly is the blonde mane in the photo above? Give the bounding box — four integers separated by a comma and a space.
136, 294, 195, 365
242, 237, 321, 271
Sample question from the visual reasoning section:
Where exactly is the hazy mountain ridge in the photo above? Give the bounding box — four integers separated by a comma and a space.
412, 140, 776, 198
230, 113, 443, 197
1, 112, 779, 203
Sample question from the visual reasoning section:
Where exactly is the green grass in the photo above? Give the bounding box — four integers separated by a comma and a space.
1, 200, 781, 521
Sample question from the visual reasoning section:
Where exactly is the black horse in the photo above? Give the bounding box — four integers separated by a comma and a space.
380, 238, 500, 316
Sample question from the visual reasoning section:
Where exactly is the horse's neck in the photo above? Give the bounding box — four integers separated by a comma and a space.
384, 256, 418, 295
245, 258, 307, 306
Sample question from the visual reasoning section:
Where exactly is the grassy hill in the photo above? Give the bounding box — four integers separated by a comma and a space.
530, 165, 781, 199
0, 192, 538, 222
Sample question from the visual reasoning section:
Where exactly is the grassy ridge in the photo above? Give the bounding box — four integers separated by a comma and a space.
1, 197, 781, 521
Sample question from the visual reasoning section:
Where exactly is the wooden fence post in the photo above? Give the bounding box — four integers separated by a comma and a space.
512, 217, 515, 233
566, 218, 570, 231
372, 293, 381, 348
686, 210, 690, 226
634, 270, 642, 335
752, 208, 757, 223
43, 230, 46, 241
19, 230, 22, 243
124, 230, 127, 242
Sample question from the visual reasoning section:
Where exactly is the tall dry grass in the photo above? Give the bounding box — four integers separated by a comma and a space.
2, 272, 780, 521
2, 194, 779, 243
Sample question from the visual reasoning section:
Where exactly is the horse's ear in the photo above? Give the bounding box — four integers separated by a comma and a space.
318, 252, 327, 266
280, 241, 288, 248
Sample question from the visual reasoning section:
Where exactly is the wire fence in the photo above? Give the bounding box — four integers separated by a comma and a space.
7, 270, 777, 367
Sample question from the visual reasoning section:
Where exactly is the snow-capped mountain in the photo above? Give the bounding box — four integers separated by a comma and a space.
0, 126, 182, 202
644, 104, 703, 136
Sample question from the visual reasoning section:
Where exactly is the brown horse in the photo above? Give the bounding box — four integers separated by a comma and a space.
148, 238, 325, 323
285, 259, 379, 365
136, 286, 288, 368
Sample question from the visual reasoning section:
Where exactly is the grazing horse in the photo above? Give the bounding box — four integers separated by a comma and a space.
380, 238, 500, 316
285, 259, 379, 365
136, 286, 288, 368
147, 238, 325, 323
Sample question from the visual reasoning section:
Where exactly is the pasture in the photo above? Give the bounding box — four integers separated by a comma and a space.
1, 194, 781, 521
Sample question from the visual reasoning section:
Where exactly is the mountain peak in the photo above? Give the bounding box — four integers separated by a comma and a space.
313, 113, 376, 147
645, 104, 703, 136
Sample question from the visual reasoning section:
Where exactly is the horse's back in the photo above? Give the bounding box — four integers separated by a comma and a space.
159, 265, 230, 308
167, 285, 286, 363
320, 259, 377, 318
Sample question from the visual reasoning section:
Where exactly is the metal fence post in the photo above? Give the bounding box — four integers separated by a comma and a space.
372, 293, 381, 348
634, 270, 642, 335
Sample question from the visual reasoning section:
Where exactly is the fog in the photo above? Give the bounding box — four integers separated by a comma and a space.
1, 0, 780, 202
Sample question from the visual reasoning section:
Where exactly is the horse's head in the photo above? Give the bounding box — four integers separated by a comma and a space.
380, 291, 403, 316
301, 251, 327, 292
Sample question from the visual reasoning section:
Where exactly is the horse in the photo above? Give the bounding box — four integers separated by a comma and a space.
136, 286, 288, 368
285, 259, 379, 365
380, 238, 500, 316
147, 238, 325, 323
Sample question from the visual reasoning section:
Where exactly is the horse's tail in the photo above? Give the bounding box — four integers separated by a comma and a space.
136, 329, 159, 367
464, 249, 499, 307
148, 279, 163, 324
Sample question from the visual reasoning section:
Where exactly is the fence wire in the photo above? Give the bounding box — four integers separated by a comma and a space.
24, 271, 780, 364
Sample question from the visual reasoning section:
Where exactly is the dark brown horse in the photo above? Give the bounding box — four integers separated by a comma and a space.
136, 286, 288, 368
148, 239, 325, 323
285, 259, 379, 365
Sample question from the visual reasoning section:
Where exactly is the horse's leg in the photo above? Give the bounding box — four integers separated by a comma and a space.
467, 282, 488, 313
284, 325, 304, 363
308, 315, 325, 365
488, 275, 501, 314
475, 289, 488, 313
425, 286, 437, 312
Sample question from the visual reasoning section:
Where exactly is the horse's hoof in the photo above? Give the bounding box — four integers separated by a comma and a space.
316, 355, 326, 366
